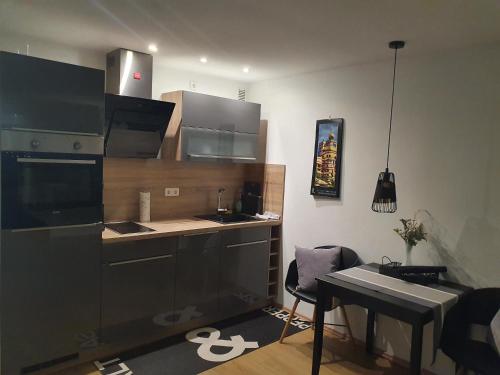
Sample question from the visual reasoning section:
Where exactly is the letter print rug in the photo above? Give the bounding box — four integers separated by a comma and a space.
95, 307, 310, 375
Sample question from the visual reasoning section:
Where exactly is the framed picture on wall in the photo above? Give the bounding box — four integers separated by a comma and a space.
310, 118, 344, 198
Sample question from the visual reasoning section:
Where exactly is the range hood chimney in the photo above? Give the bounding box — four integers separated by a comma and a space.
105, 48, 153, 99
104, 48, 175, 159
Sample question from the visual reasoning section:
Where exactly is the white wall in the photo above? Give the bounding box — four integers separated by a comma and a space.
151, 64, 246, 100
247, 43, 500, 374
0, 33, 247, 100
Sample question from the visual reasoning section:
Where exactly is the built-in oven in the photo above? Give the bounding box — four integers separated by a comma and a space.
1, 151, 103, 230
0, 131, 104, 372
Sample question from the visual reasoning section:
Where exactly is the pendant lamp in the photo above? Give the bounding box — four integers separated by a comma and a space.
372, 40, 405, 213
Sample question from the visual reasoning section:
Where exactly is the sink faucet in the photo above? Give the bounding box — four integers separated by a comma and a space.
217, 188, 228, 214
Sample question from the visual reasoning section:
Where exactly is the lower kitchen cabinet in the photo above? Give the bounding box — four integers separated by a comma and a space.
100, 226, 272, 346
1, 225, 101, 374
101, 239, 176, 341
175, 232, 220, 324
219, 227, 271, 317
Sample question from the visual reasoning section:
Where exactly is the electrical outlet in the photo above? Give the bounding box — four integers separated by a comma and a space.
164, 187, 180, 197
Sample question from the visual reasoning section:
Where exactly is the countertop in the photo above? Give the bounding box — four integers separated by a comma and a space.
102, 217, 281, 244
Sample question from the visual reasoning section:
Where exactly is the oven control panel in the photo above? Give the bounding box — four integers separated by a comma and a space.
1, 129, 103, 155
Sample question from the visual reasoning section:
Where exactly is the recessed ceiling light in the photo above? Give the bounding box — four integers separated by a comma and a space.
200, 56, 208, 63
148, 44, 158, 53
243, 66, 250, 73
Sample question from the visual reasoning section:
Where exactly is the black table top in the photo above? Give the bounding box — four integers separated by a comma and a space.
316, 263, 472, 325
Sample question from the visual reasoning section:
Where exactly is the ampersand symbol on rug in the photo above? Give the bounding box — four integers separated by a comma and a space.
185, 327, 259, 362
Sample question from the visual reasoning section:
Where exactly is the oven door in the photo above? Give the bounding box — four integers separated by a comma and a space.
1, 151, 103, 229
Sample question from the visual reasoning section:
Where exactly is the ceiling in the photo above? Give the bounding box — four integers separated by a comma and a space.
1, 0, 500, 82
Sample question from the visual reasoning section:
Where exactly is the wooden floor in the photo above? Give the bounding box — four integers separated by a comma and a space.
52, 329, 407, 375
202, 329, 406, 375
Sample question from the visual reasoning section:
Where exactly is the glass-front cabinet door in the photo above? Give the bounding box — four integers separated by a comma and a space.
181, 126, 258, 163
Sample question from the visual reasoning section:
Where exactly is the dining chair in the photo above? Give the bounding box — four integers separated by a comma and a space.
279, 245, 360, 343
441, 288, 500, 375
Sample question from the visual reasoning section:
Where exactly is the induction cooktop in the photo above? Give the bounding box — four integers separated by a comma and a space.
105, 221, 155, 235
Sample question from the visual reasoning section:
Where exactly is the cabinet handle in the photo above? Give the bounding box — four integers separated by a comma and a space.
187, 153, 257, 161
109, 254, 173, 267
12, 222, 102, 232
17, 157, 96, 165
226, 240, 268, 248
183, 231, 219, 237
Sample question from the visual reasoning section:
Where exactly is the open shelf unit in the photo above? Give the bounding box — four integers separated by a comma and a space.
267, 225, 282, 299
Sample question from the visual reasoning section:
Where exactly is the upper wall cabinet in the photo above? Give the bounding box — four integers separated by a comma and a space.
0, 51, 104, 135
182, 91, 260, 133
160, 91, 263, 163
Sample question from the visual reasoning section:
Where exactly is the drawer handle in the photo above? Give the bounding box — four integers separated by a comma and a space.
109, 254, 173, 267
226, 240, 268, 248
183, 231, 219, 237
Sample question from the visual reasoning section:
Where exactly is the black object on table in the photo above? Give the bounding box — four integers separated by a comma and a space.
311, 263, 472, 375
379, 264, 448, 285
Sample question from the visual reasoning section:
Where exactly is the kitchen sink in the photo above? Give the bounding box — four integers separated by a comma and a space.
105, 221, 155, 234
195, 213, 258, 224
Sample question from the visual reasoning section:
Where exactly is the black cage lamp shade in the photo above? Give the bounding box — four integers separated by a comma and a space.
371, 40, 405, 213
372, 168, 397, 213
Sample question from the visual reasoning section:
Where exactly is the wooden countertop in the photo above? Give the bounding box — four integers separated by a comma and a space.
102, 217, 281, 244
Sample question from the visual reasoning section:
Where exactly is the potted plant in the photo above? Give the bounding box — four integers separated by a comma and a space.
394, 218, 427, 265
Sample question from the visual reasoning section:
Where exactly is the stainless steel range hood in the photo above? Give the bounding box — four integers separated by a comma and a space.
106, 48, 152, 99
104, 49, 174, 158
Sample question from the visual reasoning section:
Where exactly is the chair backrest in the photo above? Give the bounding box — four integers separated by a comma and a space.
463, 288, 500, 325
285, 245, 360, 289
285, 259, 299, 289
441, 288, 500, 357
340, 247, 362, 269
314, 245, 361, 270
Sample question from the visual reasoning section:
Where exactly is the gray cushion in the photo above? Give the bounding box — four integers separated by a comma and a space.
295, 245, 342, 292
488, 308, 500, 356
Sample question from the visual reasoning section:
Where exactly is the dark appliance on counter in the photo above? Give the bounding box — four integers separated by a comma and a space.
241, 181, 263, 216
0, 52, 104, 374
104, 93, 175, 158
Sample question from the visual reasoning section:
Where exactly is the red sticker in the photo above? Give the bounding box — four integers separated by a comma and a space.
133, 72, 141, 80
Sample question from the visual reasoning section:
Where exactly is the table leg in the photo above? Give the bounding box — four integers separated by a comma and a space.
410, 323, 423, 375
366, 309, 375, 353
311, 283, 326, 375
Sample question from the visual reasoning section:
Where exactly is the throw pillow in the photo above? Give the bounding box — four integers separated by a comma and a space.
295, 245, 342, 292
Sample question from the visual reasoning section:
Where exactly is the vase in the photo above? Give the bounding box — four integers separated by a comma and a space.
405, 243, 414, 266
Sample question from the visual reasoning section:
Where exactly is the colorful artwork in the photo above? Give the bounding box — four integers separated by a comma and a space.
310, 119, 344, 198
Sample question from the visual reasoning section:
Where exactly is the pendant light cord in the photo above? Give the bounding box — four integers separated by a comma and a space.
386, 47, 398, 170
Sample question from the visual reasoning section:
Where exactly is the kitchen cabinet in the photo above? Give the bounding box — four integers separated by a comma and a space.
1, 225, 101, 374
0, 51, 104, 135
99, 226, 274, 347
175, 232, 221, 324
160, 90, 263, 163
101, 238, 176, 340
181, 91, 260, 133
219, 227, 271, 317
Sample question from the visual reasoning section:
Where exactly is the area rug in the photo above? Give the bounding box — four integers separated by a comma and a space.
95, 306, 311, 375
